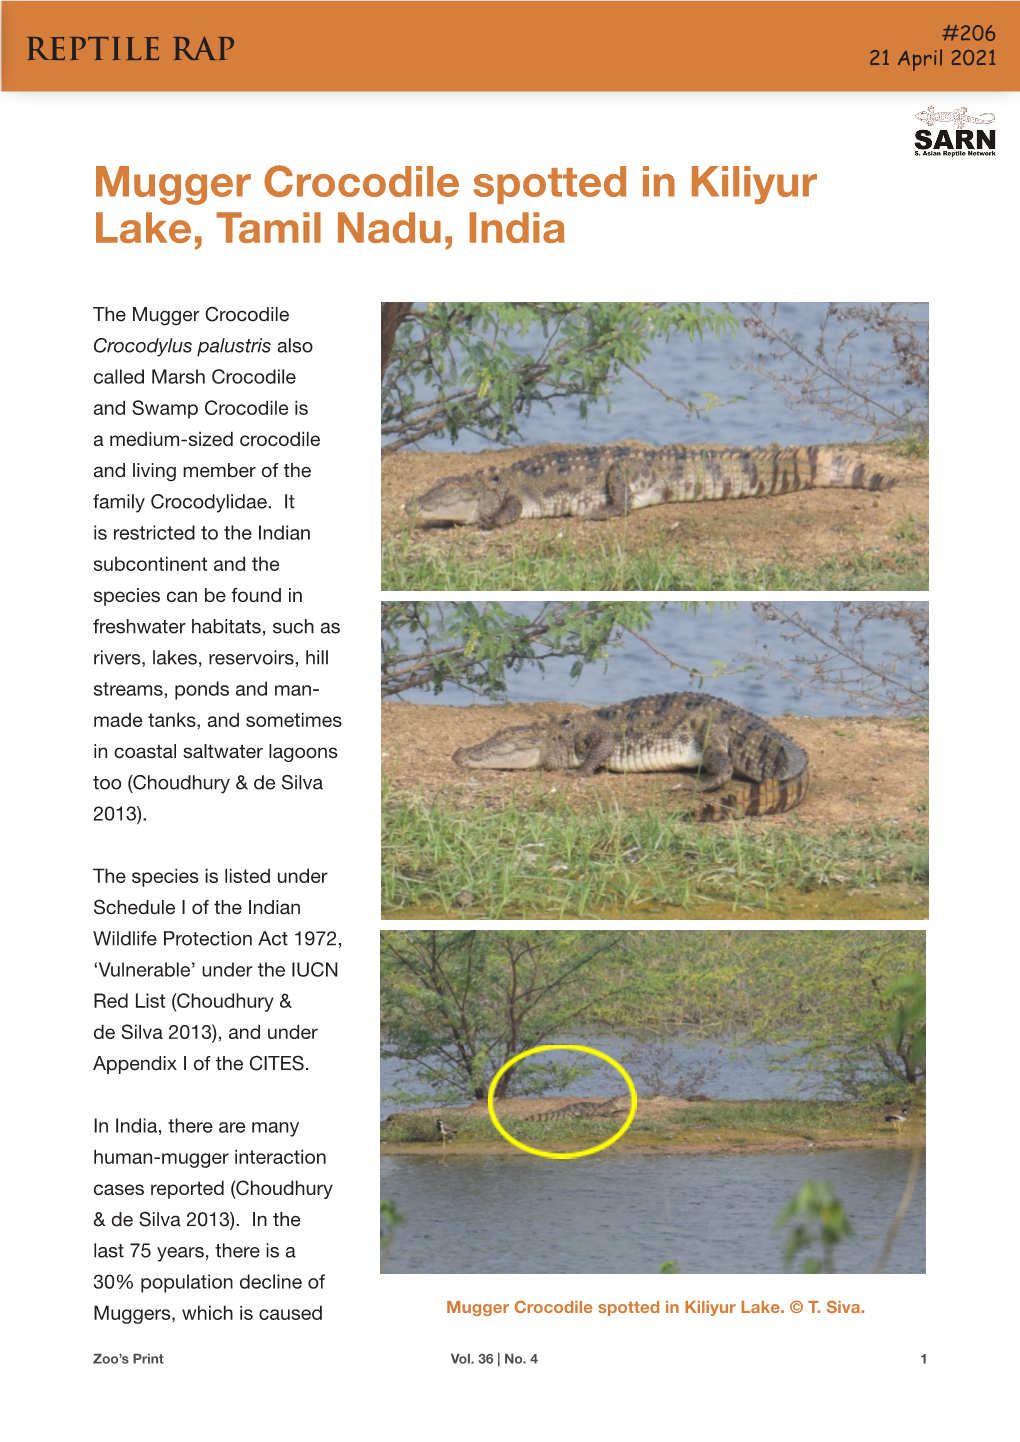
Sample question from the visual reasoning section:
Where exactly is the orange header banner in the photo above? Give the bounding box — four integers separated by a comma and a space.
3, 1, 1017, 92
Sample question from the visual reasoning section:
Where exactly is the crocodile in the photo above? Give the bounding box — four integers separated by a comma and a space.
406, 443, 896, 528
379, 1097, 630, 1141
515, 1096, 631, 1123
452, 691, 809, 819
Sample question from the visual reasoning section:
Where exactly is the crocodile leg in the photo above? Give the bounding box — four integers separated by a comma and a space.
668, 741, 735, 794
581, 460, 631, 521
486, 492, 525, 528
573, 731, 622, 777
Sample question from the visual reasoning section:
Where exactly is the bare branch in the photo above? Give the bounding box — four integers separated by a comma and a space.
747, 602, 928, 714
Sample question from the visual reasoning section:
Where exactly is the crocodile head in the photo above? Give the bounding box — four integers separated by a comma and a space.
405, 473, 494, 527
453, 723, 555, 770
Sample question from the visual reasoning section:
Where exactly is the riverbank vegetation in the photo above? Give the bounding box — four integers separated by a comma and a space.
382, 784, 928, 921
380, 930, 926, 1110
383, 506, 928, 593
382, 302, 739, 451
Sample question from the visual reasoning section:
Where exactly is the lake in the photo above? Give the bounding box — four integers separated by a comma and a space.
392, 301, 929, 454
382, 1032, 817, 1118
389, 601, 928, 719
381, 1147, 925, 1274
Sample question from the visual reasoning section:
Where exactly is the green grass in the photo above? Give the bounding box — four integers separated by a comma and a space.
665, 1100, 875, 1134
891, 435, 929, 460
382, 533, 929, 592
383, 1111, 627, 1145
381, 1099, 889, 1146
382, 788, 928, 919
890, 512, 928, 546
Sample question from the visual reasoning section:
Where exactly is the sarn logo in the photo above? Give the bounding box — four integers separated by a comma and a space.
915, 104, 996, 156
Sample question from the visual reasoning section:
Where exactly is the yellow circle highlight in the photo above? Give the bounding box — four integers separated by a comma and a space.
487, 1046, 637, 1160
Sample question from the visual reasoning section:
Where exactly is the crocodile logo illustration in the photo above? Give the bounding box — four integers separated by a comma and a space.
915, 104, 995, 125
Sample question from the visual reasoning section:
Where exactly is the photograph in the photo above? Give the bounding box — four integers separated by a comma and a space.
382, 600, 928, 920
381, 930, 926, 1275
381, 302, 929, 592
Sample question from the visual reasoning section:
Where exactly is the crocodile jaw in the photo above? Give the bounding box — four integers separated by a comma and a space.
453, 725, 549, 770
407, 479, 485, 526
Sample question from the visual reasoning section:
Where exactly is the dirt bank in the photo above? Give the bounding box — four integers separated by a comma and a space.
382, 1136, 915, 1157
380, 1096, 923, 1158
382, 441, 928, 580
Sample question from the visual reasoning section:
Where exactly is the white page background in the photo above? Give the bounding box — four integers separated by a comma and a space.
3, 85, 1007, 1438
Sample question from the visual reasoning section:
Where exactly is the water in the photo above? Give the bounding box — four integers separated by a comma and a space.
381, 1148, 924, 1274
382, 1033, 805, 1118
393, 302, 928, 454
391, 602, 928, 718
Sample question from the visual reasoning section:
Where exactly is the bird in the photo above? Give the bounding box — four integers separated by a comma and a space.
882, 1102, 911, 1133
436, 1119, 457, 1147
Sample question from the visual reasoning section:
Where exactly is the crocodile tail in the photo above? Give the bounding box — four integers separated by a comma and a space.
685, 766, 810, 820
815, 448, 896, 492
